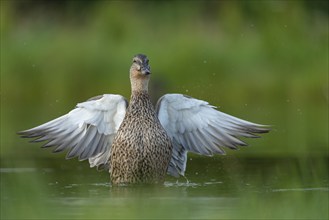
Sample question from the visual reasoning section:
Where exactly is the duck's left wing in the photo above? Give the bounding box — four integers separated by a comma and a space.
156, 94, 270, 177
18, 94, 127, 169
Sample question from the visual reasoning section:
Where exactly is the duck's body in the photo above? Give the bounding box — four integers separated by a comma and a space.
18, 54, 270, 185
110, 91, 172, 184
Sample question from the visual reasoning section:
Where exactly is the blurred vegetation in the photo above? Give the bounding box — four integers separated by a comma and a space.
1, 1, 328, 156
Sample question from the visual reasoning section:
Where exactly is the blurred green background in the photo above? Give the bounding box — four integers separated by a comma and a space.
1, 1, 328, 219
1, 0, 328, 157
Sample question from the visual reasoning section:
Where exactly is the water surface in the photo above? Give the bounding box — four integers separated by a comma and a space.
1, 156, 328, 219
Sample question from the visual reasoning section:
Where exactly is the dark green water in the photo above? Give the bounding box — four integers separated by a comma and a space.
1, 156, 328, 219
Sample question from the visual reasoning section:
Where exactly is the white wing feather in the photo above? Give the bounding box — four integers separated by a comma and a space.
156, 94, 270, 177
18, 94, 127, 170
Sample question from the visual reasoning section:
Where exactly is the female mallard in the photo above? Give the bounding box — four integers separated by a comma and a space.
18, 54, 270, 184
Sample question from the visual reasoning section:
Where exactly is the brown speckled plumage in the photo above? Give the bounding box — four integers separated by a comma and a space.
109, 91, 172, 184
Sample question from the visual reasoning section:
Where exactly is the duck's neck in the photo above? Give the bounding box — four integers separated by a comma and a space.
129, 87, 154, 115
130, 89, 150, 101
130, 76, 149, 94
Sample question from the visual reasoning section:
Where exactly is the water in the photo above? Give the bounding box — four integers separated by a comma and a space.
1, 156, 328, 219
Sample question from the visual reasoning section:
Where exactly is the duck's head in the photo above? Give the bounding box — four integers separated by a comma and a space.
130, 54, 151, 77
130, 54, 151, 92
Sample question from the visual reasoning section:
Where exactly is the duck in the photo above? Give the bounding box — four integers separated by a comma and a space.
18, 54, 270, 185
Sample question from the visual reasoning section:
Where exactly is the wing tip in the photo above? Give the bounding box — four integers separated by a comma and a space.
257, 125, 272, 133
17, 130, 33, 138
246, 124, 272, 135
17, 130, 25, 136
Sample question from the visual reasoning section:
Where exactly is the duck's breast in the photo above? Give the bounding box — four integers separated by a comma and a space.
109, 99, 172, 184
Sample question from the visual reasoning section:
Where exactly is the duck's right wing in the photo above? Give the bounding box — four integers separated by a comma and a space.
18, 94, 128, 170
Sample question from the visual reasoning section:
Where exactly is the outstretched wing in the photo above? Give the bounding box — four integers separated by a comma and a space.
156, 94, 270, 177
18, 94, 127, 170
